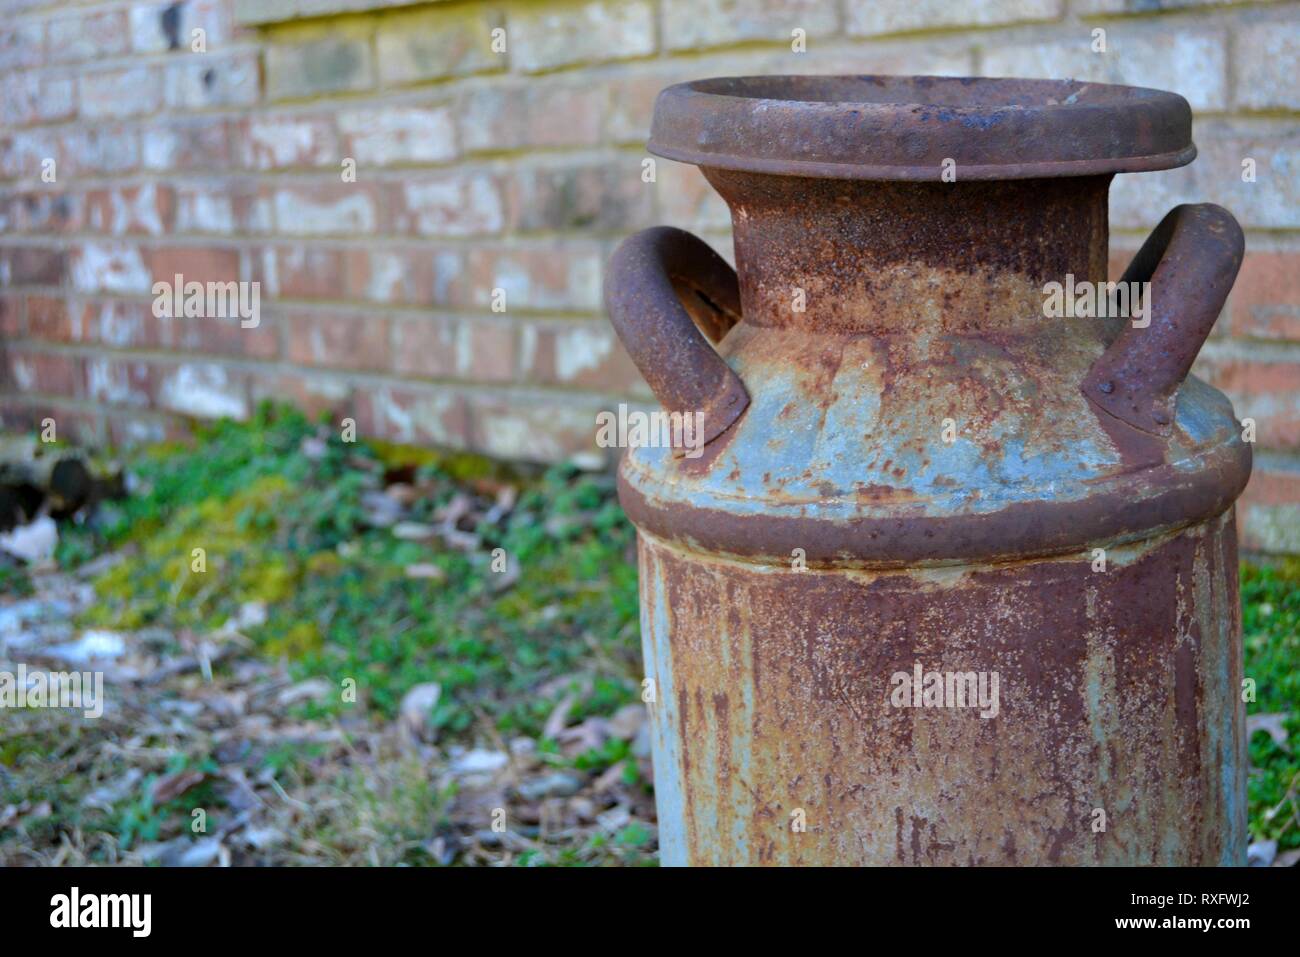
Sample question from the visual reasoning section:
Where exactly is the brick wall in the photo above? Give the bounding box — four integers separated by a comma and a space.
0, 0, 1297, 552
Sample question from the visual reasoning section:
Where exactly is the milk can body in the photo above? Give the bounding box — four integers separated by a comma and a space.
604, 77, 1251, 865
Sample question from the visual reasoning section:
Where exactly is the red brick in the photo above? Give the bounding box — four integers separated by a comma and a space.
239, 114, 339, 170
430, 248, 472, 308
1234, 20, 1300, 113
395, 173, 505, 237
390, 316, 460, 379
3, 73, 40, 128
465, 320, 516, 382
506, 160, 655, 233
520, 321, 644, 392
273, 183, 379, 236
175, 182, 273, 235
60, 126, 142, 176
344, 247, 439, 306
82, 188, 118, 227
0, 20, 45, 72
26, 296, 69, 341
155, 362, 249, 420
285, 310, 389, 371
468, 393, 604, 463
8, 191, 83, 233
1239, 458, 1300, 554
375, 6, 502, 85
71, 243, 152, 294
3, 74, 76, 127
1200, 355, 1300, 393
148, 246, 242, 286
338, 104, 456, 165
458, 84, 601, 153
3, 246, 66, 285
47, 9, 129, 63
606, 70, 688, 143
0, 402, 38, 433
263, 245, 347, 299
1242, 463, 1300, 507
164, 50, 260, 110
353, 384, 471, 448
38, 76, 76, 123
657, 162, 730, 231
143, 119, 233, 171
131, 0, 230, 53
75, 300, 155, 348
510, 0, 654, 73
1112, 123, 1300, 231
1229, 251, 1300, 341
6, 350, 82, 397
0, 128, 54, 179
79, 65, 162, 119
665, 0, 837, 50
85, 184, 176, 236
0, 296, 23, 337
464, 245, 602, 312
984, 27, 1226, 115
84, 356, 154, 408
390, 316, 515, 382
156, 310, 278, 360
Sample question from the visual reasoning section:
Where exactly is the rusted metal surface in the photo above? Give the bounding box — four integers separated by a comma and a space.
649, 76, 1195, 181
641, 510, 1245, 865
604, 227, 749, 449
606, 75, 1250, 865
618, 171, 1250, 562
1083, 204, 1246, 436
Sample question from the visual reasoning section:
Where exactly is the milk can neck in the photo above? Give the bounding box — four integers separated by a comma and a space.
703, 169, 1113, 335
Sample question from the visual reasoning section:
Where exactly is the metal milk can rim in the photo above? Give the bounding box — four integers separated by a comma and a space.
647, 74, 1196, 182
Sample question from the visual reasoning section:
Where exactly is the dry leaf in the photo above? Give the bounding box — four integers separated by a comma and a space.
151, 768, 206, 805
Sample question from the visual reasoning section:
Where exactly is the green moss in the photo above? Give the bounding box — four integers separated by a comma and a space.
264, 620, 323, 658
1274, 556, 1300, 583
86, 474, 303, 632
368, 439, 444, 471
369, 439, 518, 485
56, 404, 638, 735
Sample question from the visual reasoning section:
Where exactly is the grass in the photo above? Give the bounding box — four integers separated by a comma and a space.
60, 403, 643, 735
1242, 560, 1300, 853
2, 404, 649, 865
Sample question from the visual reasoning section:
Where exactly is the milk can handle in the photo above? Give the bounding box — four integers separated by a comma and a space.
604, 226, 749, 448
1082, 203, 1244, 436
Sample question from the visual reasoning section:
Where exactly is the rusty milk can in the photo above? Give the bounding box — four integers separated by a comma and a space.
603, 76, 1250, 866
